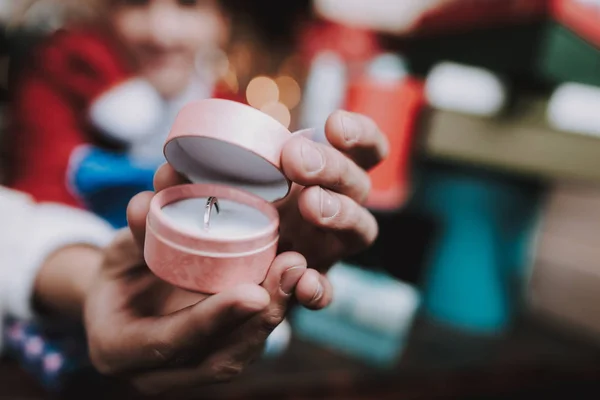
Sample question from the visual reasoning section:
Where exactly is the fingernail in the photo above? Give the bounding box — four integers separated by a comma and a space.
311, 280, 324, 304
341, 111, 359, 144
301, 139, 324, 173
320, 189, 340, 219
292, 128, 316, 139
280, 266, 305, 295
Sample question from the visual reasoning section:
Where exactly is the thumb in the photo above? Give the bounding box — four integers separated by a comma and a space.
153, 163, 189, 193
127, 191, 154, 251
183, 252, 307, 377
116, 256, 307, 392
98, 284, 270, 375
101, 228, 145, 279
127, 164, 189, 250
229, 252, 307, 347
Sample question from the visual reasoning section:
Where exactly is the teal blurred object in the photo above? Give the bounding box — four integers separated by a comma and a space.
408, 162, 543, 335
290, 263, 420, 367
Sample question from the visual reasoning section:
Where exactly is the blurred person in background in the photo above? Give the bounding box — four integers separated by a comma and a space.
6, 0, 387, 291
7, 0, 235, 229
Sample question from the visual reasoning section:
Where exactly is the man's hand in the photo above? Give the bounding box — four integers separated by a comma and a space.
83, 199, 332, 397
82, 109, 386, 395
277, 111, 388, 275
152, 110, 388, 306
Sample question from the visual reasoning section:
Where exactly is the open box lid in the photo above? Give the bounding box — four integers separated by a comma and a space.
164, 99, 292, 203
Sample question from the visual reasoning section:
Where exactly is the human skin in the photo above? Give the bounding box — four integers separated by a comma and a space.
32, 109, 387, 395
105, 0, 230, 99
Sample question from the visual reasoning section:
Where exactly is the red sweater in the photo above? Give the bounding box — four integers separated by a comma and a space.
9, 27, 133, 208
8, 27, 244, 208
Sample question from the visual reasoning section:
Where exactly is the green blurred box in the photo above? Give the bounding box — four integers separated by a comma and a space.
537, 22, 600, 88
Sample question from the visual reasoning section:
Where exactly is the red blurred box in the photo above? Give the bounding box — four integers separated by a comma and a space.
344, 77, 425, 211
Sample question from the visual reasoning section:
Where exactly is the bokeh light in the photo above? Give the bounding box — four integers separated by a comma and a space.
246, 76, 280, 109
261, 101, 291, 129
275, 76, 302, 110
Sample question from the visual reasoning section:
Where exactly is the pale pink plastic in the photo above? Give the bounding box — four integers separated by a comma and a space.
145, 99, 294, 294
145, 183, 280, 294
166, 98, 292, 194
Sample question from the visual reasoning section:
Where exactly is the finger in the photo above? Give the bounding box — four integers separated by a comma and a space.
131, 349, 260, 397
295, 269, 333, 310
126, 191, 154, 250
259, 252, 307, 329
325, 110, 389, 171
153, 163, 188, 193
281, 135, 371, 203
129, 254, 307, 394
223, 253, 307, 349
93, 284, 269, 375
298, 186, 378, 251
216, 253, 307, 366
101, 228, 145, 279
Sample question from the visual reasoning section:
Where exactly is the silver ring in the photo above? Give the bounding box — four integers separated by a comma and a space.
204, 197, 220, 230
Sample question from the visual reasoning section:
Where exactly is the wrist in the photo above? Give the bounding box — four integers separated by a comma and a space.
33, 245, 103, 319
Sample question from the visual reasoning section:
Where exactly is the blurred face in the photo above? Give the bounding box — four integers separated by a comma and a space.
108, 0, 228, 98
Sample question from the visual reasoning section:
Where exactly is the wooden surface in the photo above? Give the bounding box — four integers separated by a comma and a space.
2, 316, 600, 399
419, 99, 600, 183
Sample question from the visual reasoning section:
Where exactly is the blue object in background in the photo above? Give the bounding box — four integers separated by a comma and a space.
3, 317, 91, 392
408, 162, 543, 335
2, 316, 291, 392
291, 263, 420, 367
70, 146, 158, 228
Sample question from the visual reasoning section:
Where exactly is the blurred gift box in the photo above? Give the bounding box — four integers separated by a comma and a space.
291, 262, 421, 367
529, 182, 600, 342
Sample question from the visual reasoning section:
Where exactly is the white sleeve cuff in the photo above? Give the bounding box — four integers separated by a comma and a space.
1, 203, 116, 323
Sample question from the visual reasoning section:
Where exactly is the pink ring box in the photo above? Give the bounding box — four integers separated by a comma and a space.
145, 99, 293, 294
